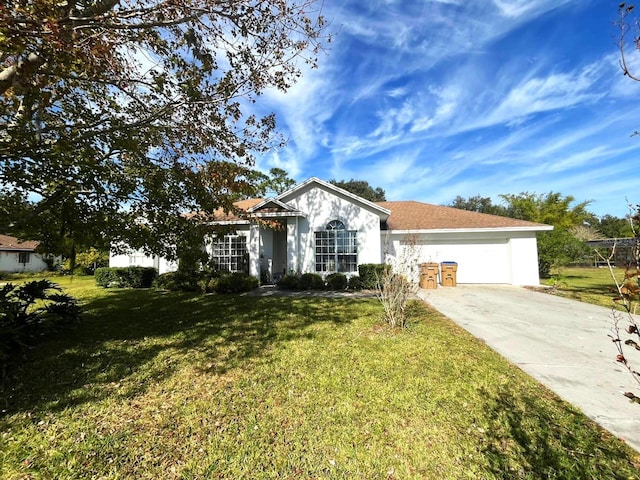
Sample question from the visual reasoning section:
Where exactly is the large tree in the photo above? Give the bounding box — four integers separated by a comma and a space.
498, 192, 596, 228
0, 0, 325, 260
597, 214, 634, 239
329, 179, 386, 202
499, 192, 596, 276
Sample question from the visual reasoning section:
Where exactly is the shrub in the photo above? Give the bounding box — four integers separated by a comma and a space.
155, 268, 227, 293
375, 235, 419, 328
299, 273, 325, 290
277, 274, 300, 291
95, 267, 157, 288
214, 273, 258, 294
358, 264, 388, 289
0, 280, 81, 377
127, 267, 158, 288
155, 270, 200, 292
348, 275, 365, 291
95, 267, 122, 287
326, 272, 347, 291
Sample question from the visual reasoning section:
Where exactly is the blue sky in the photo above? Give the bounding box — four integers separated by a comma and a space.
254, 0, 640, 218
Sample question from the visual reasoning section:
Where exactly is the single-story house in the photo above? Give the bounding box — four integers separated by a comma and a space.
0, 234, 50, 273
110, 177, 553, 286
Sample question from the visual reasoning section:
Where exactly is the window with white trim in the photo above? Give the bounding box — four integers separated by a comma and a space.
210, 235, 248, 273
315, 220, 358, 273
18, 252, 31, 264
129, 253, 147, 266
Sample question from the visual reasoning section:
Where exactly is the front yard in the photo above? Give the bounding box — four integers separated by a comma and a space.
1, 276, 639, 478
545, 266, 632, 308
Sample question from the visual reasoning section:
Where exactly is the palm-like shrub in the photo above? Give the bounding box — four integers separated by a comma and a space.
0, 280, 81, 377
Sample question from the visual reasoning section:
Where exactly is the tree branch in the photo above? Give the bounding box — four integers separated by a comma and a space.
0, 53, 45, 96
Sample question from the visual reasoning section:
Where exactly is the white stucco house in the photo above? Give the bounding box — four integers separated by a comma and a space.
0, 234, 51, 273
110, 177, 553, 286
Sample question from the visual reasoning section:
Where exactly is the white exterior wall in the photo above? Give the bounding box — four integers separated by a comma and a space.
283, 184, 383, 274
508, 235, 541, 286
109, 249, 177, 274
385, 230, 541, 286
0, 251, 49, 272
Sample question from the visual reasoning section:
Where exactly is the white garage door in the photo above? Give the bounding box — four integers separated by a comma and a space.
420, 238, 511, 284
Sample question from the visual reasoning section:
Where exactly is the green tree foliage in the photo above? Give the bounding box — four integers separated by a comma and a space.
256, 167, 296, 196
72, 247, 109, 275
597, 214, 634, 238
499, 192, 597, 228
499, 192, 596, 276
329, 179, 386, 202
0, 0, 326, 260
448, 195, 507, 216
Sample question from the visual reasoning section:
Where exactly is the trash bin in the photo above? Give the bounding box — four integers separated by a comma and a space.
440, 261, 458, 287
419, 262, 440, 289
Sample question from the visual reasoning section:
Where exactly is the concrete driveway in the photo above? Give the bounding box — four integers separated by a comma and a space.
417, 285, 640, 452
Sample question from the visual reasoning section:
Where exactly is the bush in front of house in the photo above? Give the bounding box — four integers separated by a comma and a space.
299, 273, 325, 290
214, 273, 258, 294
348, 275, 365, 291
155, 271, 196, 292
358, 263, 388, 289
95, 267, 157, 288
326, 272, 348, 291
155, 269, 222, 293
277, 274, 300, 290
0, 280, 81, 377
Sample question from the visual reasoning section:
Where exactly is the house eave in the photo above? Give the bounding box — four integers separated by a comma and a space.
385, 226, 554, 235
250, 211, 305, 219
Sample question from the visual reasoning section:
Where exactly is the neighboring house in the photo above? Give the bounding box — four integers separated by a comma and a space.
109, 247, 178, 275
0, 234, 50, 273
110, 177, 553, 286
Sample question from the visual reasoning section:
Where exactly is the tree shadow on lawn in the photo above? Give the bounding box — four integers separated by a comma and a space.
479, 387, 639, 478
0, 289, 359, 417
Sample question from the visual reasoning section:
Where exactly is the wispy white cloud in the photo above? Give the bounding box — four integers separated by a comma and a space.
247, 0, 639, 217
479, 64, 604, 128
492, 0, 572, 18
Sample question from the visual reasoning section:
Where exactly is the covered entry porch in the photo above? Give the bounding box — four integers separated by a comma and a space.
246, 199, 305, 283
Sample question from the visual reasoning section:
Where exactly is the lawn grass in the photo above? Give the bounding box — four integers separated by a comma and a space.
544, 266, 630, 309
1, 276, 640, 479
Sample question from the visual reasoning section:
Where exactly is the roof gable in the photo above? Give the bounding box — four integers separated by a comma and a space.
276, 177, 391, 219
247, 198, 300, 214
378, 201, 552, 231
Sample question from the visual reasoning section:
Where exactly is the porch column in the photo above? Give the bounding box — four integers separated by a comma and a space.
287, 218, 297, 274
249, 223, 260, 278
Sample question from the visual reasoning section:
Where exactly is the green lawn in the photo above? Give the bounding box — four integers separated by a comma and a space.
1, 276, 639, 479
544, 266, 631, 309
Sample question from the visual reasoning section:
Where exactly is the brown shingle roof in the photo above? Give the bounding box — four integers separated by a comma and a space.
377, 201, 550, 230
0, 234, 40, 251
194, 197, 551, 231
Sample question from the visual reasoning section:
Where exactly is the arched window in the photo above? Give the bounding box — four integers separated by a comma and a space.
314, 219, 358, 273
326, 220, 345, 230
